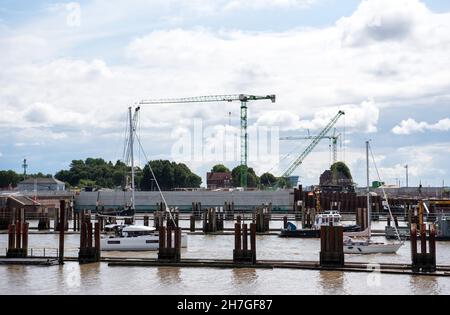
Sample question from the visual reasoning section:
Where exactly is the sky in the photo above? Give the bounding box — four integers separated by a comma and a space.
0, 0, 449, 188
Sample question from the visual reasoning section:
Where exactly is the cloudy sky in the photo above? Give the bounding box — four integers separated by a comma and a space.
0, 0, 449, 188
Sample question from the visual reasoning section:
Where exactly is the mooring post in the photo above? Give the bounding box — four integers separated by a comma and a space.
420, 224, 427, 256
22, 222, 29, 256
8, 224, 16, 252
235, 223, 241, 253
242, 224, 248, 252
429, 224, 437, 272
190, 215, 196, 232
94, 222, 101, 261
411, 223, 418, 272
250, 223, 257, 264
15, 220, 22, 251
320, 223, 344, 267
87, 222, 93, 249
59, 200, 66, 265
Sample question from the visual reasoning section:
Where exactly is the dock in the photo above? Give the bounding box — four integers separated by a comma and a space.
0, 258, 59, 266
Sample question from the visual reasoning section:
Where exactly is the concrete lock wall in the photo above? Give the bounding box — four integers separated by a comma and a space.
74, 191, 293, 212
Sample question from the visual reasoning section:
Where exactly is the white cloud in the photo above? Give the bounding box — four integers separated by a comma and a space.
1, 0, 450, 184
223, 0, 317, 11
256, 99, 379, 132
392, 118, 450, 135
337, 0, 430, 47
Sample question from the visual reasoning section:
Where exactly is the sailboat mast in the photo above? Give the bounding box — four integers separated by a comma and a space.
366, 141, 371, 239
129, 106, 135, 211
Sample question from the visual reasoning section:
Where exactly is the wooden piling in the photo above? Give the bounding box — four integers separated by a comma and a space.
233, 222, 256, 265
320, 223, 344, 267
190, 215, 196, 232
59, 200, 66, 265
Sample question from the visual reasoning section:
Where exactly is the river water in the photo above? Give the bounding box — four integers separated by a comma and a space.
1, 220, 449, 295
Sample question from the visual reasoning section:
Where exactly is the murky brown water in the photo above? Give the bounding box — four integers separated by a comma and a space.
1, 220, 449, 295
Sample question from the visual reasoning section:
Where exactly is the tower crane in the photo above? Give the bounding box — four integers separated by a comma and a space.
279, 111, 345, 183
280, 129, 341, 165
138, 94, 276, 189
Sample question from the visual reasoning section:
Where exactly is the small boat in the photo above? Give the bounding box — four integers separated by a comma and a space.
280, 211, 361, 238
101, 224, 187, 251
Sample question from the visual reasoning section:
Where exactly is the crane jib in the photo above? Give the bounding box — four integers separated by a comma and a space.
281, 111, 345, 178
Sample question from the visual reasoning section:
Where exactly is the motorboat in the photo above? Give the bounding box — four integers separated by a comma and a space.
279, 210, 361, 238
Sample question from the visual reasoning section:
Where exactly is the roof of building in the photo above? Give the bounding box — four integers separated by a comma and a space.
207, 172, 232, 182
19, 177, 65, 186
7, 195, 41, 206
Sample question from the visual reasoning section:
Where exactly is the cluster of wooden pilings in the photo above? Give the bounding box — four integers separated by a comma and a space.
78, 209, 101, 264
154, 210, 165, 230
253, 207, 270, 233
224, 201, 235, 220
54, 206, 69, 232
167, 210, 180, 229
411, 224, 436, 273
320, 223, 344, 267
202, 208, 224, 233
158, 226, 181, 262
37, 210, 51, 230
192, 202, 202, 220
7, 209, 29, 258
293, 186, 384, 214
233, 219, 257, 265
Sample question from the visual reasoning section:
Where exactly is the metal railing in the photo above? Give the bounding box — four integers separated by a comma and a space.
1, 248, 59, 258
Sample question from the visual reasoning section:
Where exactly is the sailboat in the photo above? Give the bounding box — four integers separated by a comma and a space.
344, 141, 403, 255
100, 106, 187, 251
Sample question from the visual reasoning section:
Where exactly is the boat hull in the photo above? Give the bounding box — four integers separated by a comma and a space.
344, 243, 402, 254
101, 234, 188, 251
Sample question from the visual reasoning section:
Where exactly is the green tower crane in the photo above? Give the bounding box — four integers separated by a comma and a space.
279, 111, 345, 184
139, 94, 276, 189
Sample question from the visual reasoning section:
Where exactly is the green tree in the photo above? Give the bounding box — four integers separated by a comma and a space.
231, 166, 259, 188
0, 170, 21, 188
211, 164, 230, 173
141, 160, 202, 191
260, 172, 277, 187
331, 162, 352, 180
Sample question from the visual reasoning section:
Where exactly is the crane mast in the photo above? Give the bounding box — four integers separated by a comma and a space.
139, 94, 276, 189
280, 111, 345, 179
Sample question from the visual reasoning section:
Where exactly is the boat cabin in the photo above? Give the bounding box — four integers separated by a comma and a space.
314, 211, 342, 229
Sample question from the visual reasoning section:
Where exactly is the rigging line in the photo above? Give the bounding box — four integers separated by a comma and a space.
134, 132, 177, 228
122, 110, 130, 162
369, 143, 404, 244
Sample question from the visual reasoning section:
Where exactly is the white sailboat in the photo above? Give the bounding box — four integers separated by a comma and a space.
344, 141, 403, 255
100, 106, 187, 251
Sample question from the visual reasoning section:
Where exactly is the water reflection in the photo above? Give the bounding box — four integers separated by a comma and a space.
319, 271, 346, 295
232, 268, 258, 285
157, 267, 181, 285
410, 276, 441, 295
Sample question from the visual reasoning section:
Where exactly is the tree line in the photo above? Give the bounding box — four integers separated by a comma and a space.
0, 171, 52, 189
1, 159, 295, 191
